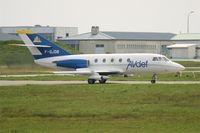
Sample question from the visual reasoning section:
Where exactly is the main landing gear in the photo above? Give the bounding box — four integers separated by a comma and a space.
88, 79, 96, 84
151, 74, 157, 84
88, 76, 107, 84
99, 77, 107, 84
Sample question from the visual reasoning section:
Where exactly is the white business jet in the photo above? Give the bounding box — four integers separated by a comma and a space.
16, 30, 185, 84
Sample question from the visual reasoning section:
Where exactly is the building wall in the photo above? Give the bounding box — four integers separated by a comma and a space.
78, 40, 173, 55
79, 40, 115, 54
170, 48, 188, 59
172, 40, 200, 58
197, 48, 200, 58
188, 46, 196, 58
54, 27, 78, 40
169, 46, 196, 59
0, 33, 21, 41
115, 41, 159, 53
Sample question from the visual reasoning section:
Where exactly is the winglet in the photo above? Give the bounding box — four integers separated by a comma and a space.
16, 30, 35, 34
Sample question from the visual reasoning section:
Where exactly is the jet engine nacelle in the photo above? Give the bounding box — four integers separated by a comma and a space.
56, 59, 89, 69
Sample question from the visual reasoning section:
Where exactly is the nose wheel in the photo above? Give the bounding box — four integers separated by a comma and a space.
151, 74, 157, 84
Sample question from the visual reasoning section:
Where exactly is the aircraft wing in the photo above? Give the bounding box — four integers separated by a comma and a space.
53, 68, 124, 75
53, 70, 91, 75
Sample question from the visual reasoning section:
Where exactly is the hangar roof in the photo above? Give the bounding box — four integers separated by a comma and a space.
60, 32, 115, 40
61, 31, 175, 41
171, 33, 200, 40
102, 32, 175, 40
167, 44, 196, 48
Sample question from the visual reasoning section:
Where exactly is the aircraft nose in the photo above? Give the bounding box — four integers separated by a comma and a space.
173, 62, 185, 71
177, 64, 185, 71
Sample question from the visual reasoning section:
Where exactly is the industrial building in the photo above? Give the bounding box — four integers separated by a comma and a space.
167, 44, 197, 59
170, 34, 200, 59
0, 25, 78, 41
59, 26, 200, 59
59, 26, 175, 56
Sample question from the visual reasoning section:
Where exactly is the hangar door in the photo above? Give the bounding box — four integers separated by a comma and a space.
171, 48, 188, 59
95, 44, 105, 54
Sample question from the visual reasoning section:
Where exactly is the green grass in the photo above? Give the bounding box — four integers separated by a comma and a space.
0, 40, 34, 66
0, 40, 52, 74
0, 84, 200, 133
175, 61, 200, 67
0, 65, 53, 75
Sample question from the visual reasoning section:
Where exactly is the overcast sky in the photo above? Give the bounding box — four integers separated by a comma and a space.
0, 0, 200, 34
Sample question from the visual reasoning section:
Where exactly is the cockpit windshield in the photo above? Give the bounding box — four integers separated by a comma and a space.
152, 56, 169, 62
162, 57, 169, 61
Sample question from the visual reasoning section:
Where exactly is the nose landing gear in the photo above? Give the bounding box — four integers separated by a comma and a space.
151, 74, 157, 84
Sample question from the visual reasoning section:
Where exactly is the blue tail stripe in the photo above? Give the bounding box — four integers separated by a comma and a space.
27, 34, 71, 59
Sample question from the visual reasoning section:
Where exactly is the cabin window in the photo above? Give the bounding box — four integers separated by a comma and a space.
153, 57, 158, 61
153, 57, 169, 62
103, 58, 106, 63
119, 58, 122, 63
127, 58, 130, 62
111, 58, 114, 63
94, 59, 98, 63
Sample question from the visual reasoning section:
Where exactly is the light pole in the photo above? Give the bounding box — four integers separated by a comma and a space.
187, 11, 194, 33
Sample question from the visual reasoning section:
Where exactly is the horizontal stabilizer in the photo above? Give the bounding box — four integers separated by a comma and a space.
9, 44, 51, 48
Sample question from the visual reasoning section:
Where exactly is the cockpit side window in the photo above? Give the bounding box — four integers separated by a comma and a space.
162, 57, 169, 62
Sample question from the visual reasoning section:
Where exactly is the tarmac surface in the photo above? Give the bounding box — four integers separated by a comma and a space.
0, 80, 200, 86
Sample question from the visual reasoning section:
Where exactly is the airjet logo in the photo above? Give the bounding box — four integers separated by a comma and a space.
126, 60, 148, 70
33, 36, 41, 43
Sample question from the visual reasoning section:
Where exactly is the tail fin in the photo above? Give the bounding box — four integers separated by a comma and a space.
16, 30, 71, 60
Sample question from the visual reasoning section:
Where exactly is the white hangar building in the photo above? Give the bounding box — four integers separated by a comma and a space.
59, 26, 175, 56
169, 34, 200, 59
167, 44, 197, 59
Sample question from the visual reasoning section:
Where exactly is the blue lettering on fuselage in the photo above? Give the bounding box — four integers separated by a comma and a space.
126, 60, 148, 70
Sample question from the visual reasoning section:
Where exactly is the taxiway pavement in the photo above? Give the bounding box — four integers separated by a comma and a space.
0, 80, 200, 86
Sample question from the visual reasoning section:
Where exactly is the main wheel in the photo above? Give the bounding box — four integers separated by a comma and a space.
88, 79, 96, 84
99, 79, 107, 84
